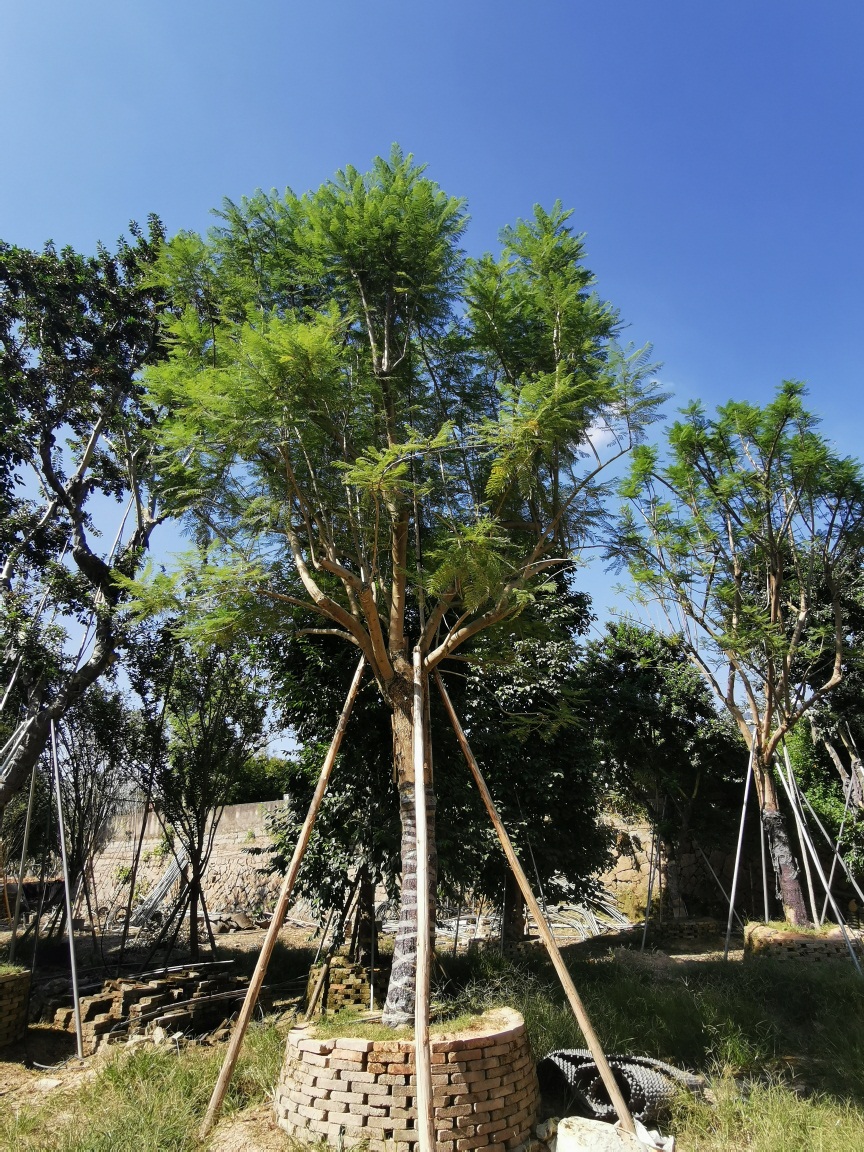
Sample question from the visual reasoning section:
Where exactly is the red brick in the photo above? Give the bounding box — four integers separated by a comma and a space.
298, 1038, 334, 1054
334, 1037, 374, 1053
330, 1058, 365, 1071
297, 1103, 328, 1122
330, 1090, 366, 1104
437, 1105, 472, 1119
456, 1134, 486, 1149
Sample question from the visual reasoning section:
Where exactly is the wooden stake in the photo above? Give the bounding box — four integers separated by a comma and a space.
199, 656, 366, 1138
435, 671, 637, 1137
414, 648, 436, 1152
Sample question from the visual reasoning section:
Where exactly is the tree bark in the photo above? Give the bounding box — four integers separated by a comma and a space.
382, 675, 437, 1027
189, 880, 200, 961
757, 759, 809, 925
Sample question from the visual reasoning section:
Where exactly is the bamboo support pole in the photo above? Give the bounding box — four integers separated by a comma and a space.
414, 648, 436, 1152
51, 720, 84, 1060
435, 671, 637, 1137
724, 743, 754, 960
199, 657, 366, 1139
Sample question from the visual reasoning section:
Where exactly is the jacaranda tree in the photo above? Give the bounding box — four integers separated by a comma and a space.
144, 148, 664, 1022
613, 384, 864, 923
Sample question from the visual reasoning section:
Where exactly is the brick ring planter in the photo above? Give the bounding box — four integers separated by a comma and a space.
744, 922, 864, 963
274, 1006, 539, 1151
0, 969, 31, 1049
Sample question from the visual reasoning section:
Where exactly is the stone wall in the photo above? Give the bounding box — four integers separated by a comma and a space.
89, 802, 748, 929
599, 816, 753, 921
90, 800, 284, 922
274, 1007, 539, 1152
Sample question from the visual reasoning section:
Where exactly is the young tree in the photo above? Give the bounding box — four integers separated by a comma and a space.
54, 686, 140, 923
145, 149, 663, 1020
613, 383, 864, 923
145, 640, 268, 961
0, 223, 166, 811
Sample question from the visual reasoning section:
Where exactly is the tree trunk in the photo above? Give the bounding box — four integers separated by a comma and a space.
662, 841, 688, 920
757, 759, 809, 925
188, 872, 200, 962
502, 871, 526, 943
382, 675, 437, 1027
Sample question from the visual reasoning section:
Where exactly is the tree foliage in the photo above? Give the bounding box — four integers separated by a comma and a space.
613, 383, 864, 922
0, 221, 167, 809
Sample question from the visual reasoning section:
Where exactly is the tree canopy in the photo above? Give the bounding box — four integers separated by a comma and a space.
141, 147, 664, 1020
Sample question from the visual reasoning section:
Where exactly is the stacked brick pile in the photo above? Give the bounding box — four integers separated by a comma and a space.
305, 956, 386, 1014
51, 967, 249, 1054
274, 1006, 538, 1151
0, 969, 30, 1049
745, 922, 863, 964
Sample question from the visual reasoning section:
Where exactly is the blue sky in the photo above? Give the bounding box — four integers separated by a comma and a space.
3, 0, 863, 621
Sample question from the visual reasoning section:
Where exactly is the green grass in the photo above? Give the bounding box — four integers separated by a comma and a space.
308, 1006, 503, 1041
3, 947, 864, 1151
0, 1020, 284, 1152
0, 964, 26, 977
670, 1077, 864, 1151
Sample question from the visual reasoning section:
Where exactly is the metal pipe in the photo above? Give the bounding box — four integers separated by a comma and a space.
724, 743, 755, 960
9, 757, 39, 963
413, 648, 435, 1152
51, 719, 84, 1059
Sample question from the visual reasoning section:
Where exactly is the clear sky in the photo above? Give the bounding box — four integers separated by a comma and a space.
3, 0, 863, 620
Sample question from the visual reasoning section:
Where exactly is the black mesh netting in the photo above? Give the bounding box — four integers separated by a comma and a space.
536, 1049, 705, 1125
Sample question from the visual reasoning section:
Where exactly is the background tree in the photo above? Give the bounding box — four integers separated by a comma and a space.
144, 149, 663, 1021
142, 638, 269, 960
0, 221, 166, 810
54, 685, 142, 930
580, 622, 746, 918
613, 383, 864, 923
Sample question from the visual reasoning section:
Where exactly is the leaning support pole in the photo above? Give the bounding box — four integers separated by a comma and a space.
51, 720, 84, 1060
435, 672, 637, 1138
413, 649, 435, 1152
724, 742, 755, 960
9, 756, 39, 964
759, 812, 770, 923
778, 747, 863, 977
199, 656, 366, 1139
